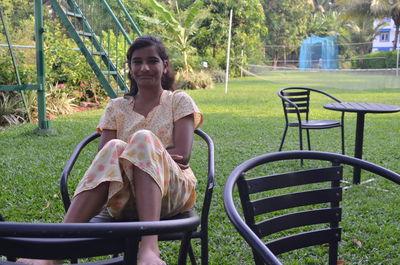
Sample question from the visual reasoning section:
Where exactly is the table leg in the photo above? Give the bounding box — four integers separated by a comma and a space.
353, 113, 365, 184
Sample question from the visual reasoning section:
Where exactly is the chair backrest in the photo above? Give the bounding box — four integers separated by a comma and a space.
277, 87, 342, 123
60, 129, 215, 226
224, 151, 400, 265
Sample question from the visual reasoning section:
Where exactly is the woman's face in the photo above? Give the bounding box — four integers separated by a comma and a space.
129, 45, 167, 89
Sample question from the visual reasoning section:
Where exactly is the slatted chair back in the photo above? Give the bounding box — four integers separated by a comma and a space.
280, 88, 311, 125
224, 151, 400, 265
237, 164, 342, 265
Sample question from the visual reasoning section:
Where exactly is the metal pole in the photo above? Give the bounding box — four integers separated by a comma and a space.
34, 0, 53, 133
224, 9, 233, 94
101, 0, 132, 44
0, 8, 31, 122
396, 46, 399, 77
240, 49, 243, 78
116, 0, 142, 37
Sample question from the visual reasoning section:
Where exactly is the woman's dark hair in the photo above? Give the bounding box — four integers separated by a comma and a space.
125, 35, 175, 97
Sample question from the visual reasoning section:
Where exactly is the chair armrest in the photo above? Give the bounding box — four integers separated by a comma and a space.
60, 132, 101, 212
194, 129, 215, 229
0, 214, 200, 238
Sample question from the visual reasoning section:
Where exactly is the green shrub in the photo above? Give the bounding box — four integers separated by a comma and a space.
25, 83, 76, 121
45, 84, 77, 116
0, 92, 27, 126
175, 70, 214, 90
44, 21, 107, 103
351, 51, 397, 69
209, 69, 225, 83
0, 49, 35, 85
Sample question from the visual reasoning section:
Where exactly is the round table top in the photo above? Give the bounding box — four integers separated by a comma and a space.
324, 102, 400, 114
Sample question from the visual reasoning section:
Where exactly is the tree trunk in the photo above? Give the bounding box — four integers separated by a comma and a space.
184, 51, 189, 74
393, 25, 399, 50
392, 12, 400, 51
273, 50, 278, 69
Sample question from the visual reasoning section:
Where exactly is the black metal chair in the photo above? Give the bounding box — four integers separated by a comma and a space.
59, 128, 215, 265
223, 151, 400, 265
278, 87, 345, 154
0, 215, 200, 265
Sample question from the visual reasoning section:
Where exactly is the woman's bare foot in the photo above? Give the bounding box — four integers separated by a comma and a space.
138, 236, 166, 265
16, 259, 63, 265
138, 248, 166, 265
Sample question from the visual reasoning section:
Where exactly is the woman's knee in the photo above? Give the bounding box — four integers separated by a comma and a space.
128, 129, 156, 144
103, 139, 126, 149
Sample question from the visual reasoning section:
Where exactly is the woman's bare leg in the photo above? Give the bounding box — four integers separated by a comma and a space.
64, 182, 109, 223
133, 166, 166, 265
17, 182, 110, 265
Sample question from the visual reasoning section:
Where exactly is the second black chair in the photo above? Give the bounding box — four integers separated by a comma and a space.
224, 151, 400, 265
277, 87, 345, 154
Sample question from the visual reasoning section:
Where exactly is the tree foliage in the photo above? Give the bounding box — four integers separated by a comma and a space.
339, 0, 400, 49
191, 0, 267, 74
262, 0, 314, 66
2, 0, 394, 84
138, 0, 209, 73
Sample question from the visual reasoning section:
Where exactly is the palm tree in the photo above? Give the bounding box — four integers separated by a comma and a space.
139, 0, 209, 73
312, 0, 337, 13
308, 10, 343, 36
340, 0, 400, 50
339, 17, 386, 60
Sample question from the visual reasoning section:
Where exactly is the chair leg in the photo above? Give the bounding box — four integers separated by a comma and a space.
201, 234, 208, 265
341, 127, 345, 155
306, 129, 311, 150
328, 241, 339, 265
341, 112, 345, 155
178, 232, 192, 265
278, 125, 288, 151
124, 238, 139, 265
298, 127, 303, 151
298, 127, 304, 166
188, 243, 197, 265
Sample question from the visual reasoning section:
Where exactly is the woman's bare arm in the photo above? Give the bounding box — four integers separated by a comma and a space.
98, 129, 117, 151
167, 114, 195, 168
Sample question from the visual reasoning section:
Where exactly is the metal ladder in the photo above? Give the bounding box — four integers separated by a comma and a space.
50, 0, 142, 98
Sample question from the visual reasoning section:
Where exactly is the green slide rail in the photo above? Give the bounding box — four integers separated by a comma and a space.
50, 0, 142, 98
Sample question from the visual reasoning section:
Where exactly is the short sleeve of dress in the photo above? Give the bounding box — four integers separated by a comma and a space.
172, 91, 204, 129
96, 100, 117, 133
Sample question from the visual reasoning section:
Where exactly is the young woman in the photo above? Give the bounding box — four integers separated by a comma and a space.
19, 35, 203, 265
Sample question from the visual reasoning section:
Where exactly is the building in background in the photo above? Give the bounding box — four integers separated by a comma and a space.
372, 18, 399, 52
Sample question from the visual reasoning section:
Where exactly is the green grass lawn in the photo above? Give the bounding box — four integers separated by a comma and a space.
1, 77, 400, 264
250, 69, 400, 90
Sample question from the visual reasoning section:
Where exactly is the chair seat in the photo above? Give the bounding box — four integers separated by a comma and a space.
90, 208, 196, 223
289, 120, 341, 129
0, 237, 124, 259
1, 257, 124, 265
89, 208, 199, 241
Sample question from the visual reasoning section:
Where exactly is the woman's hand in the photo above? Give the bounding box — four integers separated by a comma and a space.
98, 129, 117, 151
169, 154, 189, 170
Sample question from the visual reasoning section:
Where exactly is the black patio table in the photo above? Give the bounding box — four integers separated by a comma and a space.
323, 102, 400, 184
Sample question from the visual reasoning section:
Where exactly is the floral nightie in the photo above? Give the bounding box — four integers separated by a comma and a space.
73, 90, 203, 220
